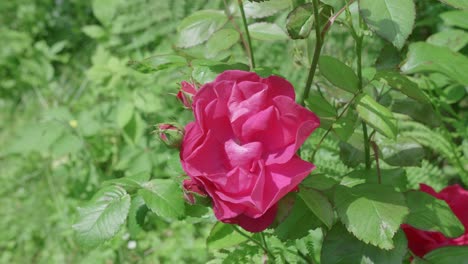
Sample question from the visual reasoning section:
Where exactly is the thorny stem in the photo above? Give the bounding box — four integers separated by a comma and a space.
237, 0, 256, 70
320, 0, 355, 39
299, 0, 322, 106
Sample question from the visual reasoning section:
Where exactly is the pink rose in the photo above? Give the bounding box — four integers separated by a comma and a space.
402, 184, 468, 257
180, 70, 320, 232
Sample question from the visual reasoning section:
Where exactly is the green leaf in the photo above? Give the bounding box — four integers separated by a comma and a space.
321, 224, 408, 264
405, 191, 465, 238
205, 29, 240, 58
248, 22, 289, 41
438, 0, 468, 9
334, 184, 409, 249
356, 94, 398, 139
82, 25, 106, 39
413, 246, 468, 264
139, 179, 185, 220
440, 10, 468, 29
206, 222, 249, 250
92, 0, 119, 25
244, 0, 290, 18
391, 99, 441, 127
176, 10, 228, 48
427, 29, 468, 52
127, 195, 148, 238
319, 55, 359, 93
300, 174, 339, 191
401, 42, 468, 86
128, 55, 187, 74
305, 92, 337, 118
286, 3, 314, 39
275, 196, 323, 240
341, 169, 408, 191
378, 136, 426, 167
359, 0, 416, 49
299, 188, 334, 229
375, 70, 430, 104
116, 100, 134, 128
73, 186, 131, 247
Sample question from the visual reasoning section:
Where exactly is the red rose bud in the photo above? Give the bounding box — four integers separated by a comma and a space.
177, 81, 197, 109
183, 179, 211, 206
157, 123, 183, 148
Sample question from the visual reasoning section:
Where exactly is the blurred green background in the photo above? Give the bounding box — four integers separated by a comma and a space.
0, 0, 465, 263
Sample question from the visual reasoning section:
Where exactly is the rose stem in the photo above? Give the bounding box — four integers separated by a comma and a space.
237, 0, 256, 70
371, 141, 382, 184
299, 0, 322, 106
311, 91, 360, 161
223, 0, 251, 67
346, 2, 371, 170
231, 225, 274, 260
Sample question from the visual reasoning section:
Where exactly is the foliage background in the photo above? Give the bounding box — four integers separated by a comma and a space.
0, 0, 466, 263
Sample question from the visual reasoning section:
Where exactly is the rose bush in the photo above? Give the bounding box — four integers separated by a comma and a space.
402, 184, 468, 257
179, 70, 320, 232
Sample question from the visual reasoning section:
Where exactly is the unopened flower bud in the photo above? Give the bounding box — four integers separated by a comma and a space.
176, 81, 197, 109
156, 123, 183, 148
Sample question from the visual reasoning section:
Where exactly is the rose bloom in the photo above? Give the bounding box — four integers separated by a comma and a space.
402, 184, 468, 257
180, 70, 320, 232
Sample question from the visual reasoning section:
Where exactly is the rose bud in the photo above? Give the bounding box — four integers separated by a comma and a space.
156, 123, 183, 148
176, 81, 197, 109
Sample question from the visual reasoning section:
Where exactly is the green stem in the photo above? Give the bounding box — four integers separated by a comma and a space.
311, 92, 360, 160
237, 0, 255, 70
299, 0, 322, 106
232, 225, 274, 260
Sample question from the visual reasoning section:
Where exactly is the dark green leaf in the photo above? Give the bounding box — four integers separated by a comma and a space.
378, 136, 426, 167
319, 55, 359, 93
206, 222, 249, 250
401, 42, 468, 86
248, 22, 288, 41
375, 44, 402, 70
334, 184, 409, 249
299, 188, 334, 229
73, 186, 131, 247
275, 196, 323, 240
405, 191, 465, 238
300, 174, 339, 191
356, 94, 398, 139
321, 224, 408, 264
286, 3, 314, 39
375, 71, 430, 104
413, 246, 468, 264
139, 179, 185, 220
391, 98, 441, 127
176, 10, 228, 48
339, 131, 365, 167
359, 0, 416, 49
341, 169, 408, 191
